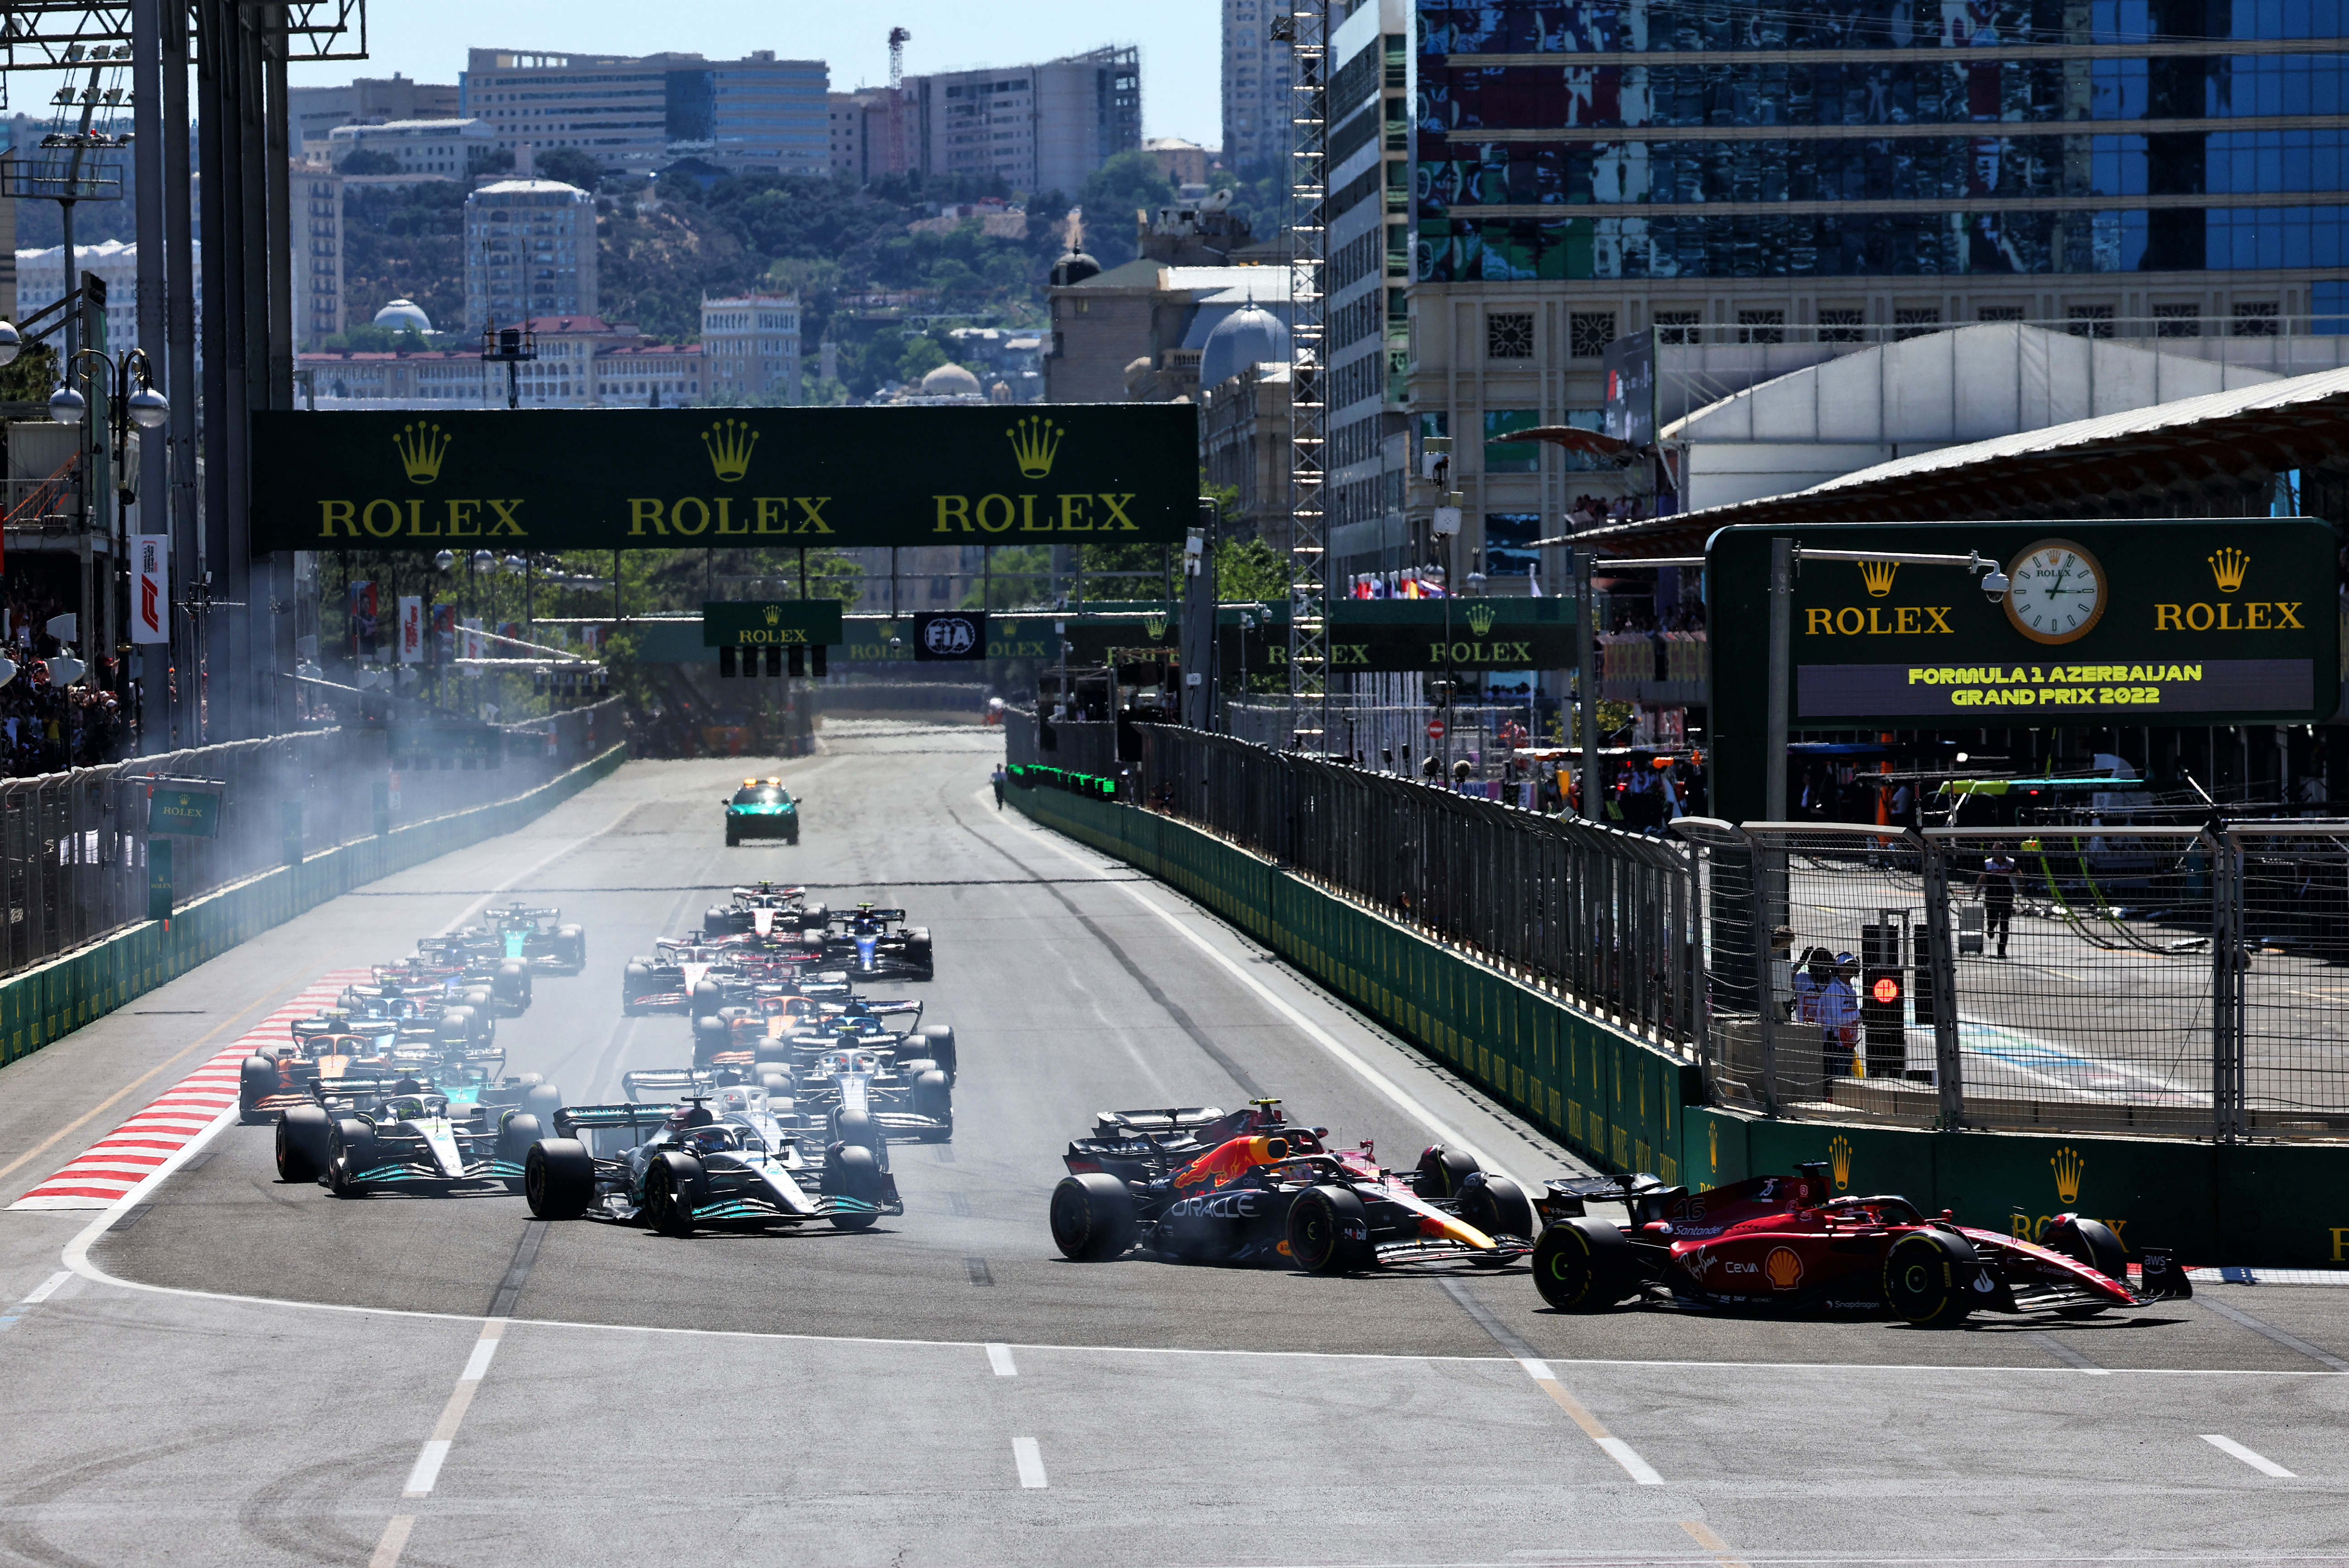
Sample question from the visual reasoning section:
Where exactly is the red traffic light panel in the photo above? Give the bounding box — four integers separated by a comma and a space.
1871, 975, 1902, 1004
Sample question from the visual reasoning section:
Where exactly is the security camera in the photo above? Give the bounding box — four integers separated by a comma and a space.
1981, 568, 2010, 601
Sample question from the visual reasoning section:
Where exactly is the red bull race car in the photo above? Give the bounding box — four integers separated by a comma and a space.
1048, 1099, 1535, 1271
1530, 1163, 2193, 1326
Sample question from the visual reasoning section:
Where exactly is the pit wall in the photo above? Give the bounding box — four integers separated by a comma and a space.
0, 745, 628, 1068
1011, 782, 2349, 1268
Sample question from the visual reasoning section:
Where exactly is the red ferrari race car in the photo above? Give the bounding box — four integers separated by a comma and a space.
1531, 1163, 2193, 1326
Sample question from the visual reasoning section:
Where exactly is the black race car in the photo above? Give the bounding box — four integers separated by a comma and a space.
700, 882, 828, 936
272, 1078, 553, 1197
1048, 1099, 1536, 1271
818, 905, 934, 981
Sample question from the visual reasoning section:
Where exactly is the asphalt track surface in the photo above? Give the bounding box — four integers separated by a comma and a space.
0, 718, 2344, 1567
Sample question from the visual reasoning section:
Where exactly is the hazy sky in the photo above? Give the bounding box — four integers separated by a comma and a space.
287, 0, 1223, 150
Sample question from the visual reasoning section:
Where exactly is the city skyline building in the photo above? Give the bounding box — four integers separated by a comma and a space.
287, 74, 460, 158
701, 292, 804, 402
1220, 0, 1293, 173
1406, 0, 2349, 584
463, 178, 597, 332
906, 46, 1140, 196
459, 48, 828, 177
324, 116, 495, 176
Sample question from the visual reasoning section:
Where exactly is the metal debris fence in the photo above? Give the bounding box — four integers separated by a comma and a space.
1136, 725, 1700, 1051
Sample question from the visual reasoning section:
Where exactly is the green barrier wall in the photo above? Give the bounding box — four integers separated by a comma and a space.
1010, 782, 1699, 1186
0, 746, 628, 1068
1013, 782, 2349, 1267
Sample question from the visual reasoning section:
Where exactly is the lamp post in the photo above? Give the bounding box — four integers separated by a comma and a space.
1430, 492, 1462, 786
49, 346, 169, 737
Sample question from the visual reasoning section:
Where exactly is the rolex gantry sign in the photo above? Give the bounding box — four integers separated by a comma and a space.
250, 405, 1201, 552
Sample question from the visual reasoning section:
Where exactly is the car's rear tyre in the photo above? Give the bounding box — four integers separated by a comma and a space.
1458, 1175, 1536, 1258
825, 1143, 884, 1230
692, 1014, 729, 1066
690, 980, 722, 1017
1883, 1230, 1979, 1327
642, 1152, 706, 1237
752, 1035, 791, 1067
1532, 1219, 1635, 1311
495, 960, 530, 1008
1288, 1185, 1374, 1274
621, 962, 650, 1015
757, 1066, 793, 1096
726, 829, 739, 847
326, 1119, 376, 1199
239, 1055, 278, 1124
275, 1103, 330, 1182
525, 1139, 593, 1220
834, 1107, 881, 1156
1050, 1172, 1137, 1260
1413, 1144, 1481, 1200
918, 1023, 958, 1081
557, 926, 585, 971
912, 1068, 952, 1140
494, 1112, 545, 1191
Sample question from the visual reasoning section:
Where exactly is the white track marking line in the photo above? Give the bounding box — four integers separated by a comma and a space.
20, 1271, 71, 1306
1012, 1436, 1047, 1488
987, 1342, 1017, 1376
401, 1319, 506, 1499
1009, 813, 1519, 1187
2203, 1433, 2296, 1477
1516, 1350, 1664, 1484
367, 1515, 415, 1568
1679, 1518, 1751, 1568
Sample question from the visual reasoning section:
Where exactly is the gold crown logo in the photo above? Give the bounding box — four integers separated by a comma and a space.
1828, 1134, 1853, 1192
2208, 546, 2249, 593
1007, 415, 1064, 479
1708, 1119, 1719, 1174
392, 422, 451, 485
1859, 559, 1899, 597
2051, 1144, 2085, 1206
1465, 602, 1498, 637
763, 604, 782, 626
702, 419, 759, 482
1143, 613, 1168, 640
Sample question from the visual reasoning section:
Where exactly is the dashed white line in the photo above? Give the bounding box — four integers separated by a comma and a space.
366, 1516, 415, 1568
21, 1270, 70, 1306
401, 1440, 452, 1498
1518, 1356, 1666, 1485
2203, 1433, 2296, 1478
986, 1342, 1018, 1376
1012, 1435, 1048, 1489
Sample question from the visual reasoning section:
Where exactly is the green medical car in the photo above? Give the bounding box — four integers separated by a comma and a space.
724, 777, 800, 847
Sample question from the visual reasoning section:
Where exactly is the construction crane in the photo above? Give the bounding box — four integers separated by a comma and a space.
886, 26, 911, 175
888, 25, 910, 88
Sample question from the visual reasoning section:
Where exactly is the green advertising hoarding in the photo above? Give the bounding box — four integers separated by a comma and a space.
702, 601, 845, 647
147, 787, 222, 838
1708, 519, 2341, 822
250, 405, 1200, 551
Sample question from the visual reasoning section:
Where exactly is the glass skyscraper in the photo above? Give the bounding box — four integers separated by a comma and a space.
1398, 0, 2349, 580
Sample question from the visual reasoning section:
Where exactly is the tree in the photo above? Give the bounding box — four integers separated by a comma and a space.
467, 146, 516, 179
1076, 150, 1177, 269
537, 147, 607, 190
336, 149, 402, 175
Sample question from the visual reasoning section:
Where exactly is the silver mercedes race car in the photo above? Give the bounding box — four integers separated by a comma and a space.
272, 1082, 550, 1197
521, 1092, 901, 1236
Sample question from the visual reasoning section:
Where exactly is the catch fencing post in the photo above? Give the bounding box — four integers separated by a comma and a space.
1920, 834, 1964, 1127
2211, 828, 2245, 1143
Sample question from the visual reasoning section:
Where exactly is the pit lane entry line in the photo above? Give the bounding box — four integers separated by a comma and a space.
993, 794, 1522, 1189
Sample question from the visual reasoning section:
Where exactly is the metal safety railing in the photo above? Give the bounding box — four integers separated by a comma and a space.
0, 700, 618, 980
1677, 817, 2349, 1142
1137, 725, 1700, 1052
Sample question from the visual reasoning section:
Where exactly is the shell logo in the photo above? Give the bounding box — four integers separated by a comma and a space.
1764, 1246, 1804, 1290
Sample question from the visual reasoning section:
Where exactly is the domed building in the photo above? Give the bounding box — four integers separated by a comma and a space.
1049, 249, 1101, 288
920, 362, 984, 400
373, 298, 433, 334
1199, 303, 1290, 393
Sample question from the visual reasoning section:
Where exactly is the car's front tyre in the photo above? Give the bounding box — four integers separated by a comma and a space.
1287, 1185, 1373, 1274
1882, 1230, 1979, 1328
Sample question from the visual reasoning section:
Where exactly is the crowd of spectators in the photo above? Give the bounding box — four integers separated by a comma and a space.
1565, 493, 1653, 530
0, 583, 133, 776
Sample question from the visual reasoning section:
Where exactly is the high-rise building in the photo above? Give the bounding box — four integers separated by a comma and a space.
287, 75, 461, 158
460, 48, 828, 177
701, 292, 803, 403
906, 47, 1140, 196
463, 179, 596, 332
828, 88, 913, 183
1323, 0, 1413, 580
325, 117, 495, 177
1408, 0, 2349, 581
291, 159, 345, 347
1221, 0, 1294, 174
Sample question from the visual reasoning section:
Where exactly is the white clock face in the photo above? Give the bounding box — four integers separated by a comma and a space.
2003, 540, 2106, 645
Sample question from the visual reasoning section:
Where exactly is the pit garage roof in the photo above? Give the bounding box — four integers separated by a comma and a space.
1582, 361, 2349, 558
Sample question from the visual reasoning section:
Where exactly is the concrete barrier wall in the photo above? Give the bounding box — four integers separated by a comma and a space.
0, 745, 628, 1068
1012, 781, 2349, 1267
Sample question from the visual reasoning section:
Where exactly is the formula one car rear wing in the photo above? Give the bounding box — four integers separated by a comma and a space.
1090, 1106, 1230, 1140
553, 1102, 687, 1139
622, 1067, 735, 1101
